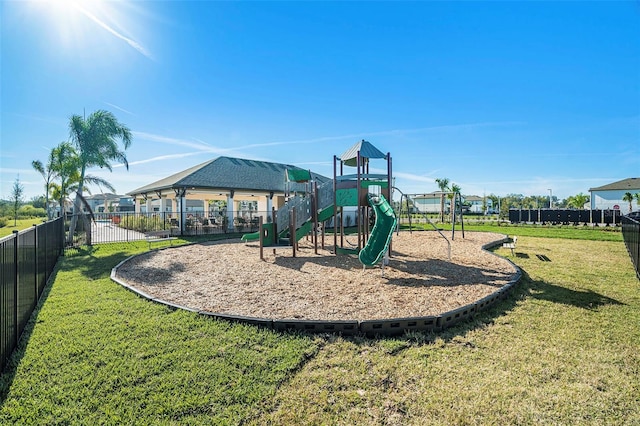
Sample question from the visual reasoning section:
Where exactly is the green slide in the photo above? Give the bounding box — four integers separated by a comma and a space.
241, 204, 335, 244
359, 193, 397, 267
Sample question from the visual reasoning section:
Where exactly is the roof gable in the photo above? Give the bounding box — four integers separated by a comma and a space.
128, 156, 329, 196
589, 177, 640, 192
340, 140, 387, 167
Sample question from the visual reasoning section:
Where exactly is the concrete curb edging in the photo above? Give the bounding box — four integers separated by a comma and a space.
110, 234, 522, 337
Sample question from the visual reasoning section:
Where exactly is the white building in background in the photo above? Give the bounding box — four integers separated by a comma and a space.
464, 195, 491, 214
410, 193, 492, 214
589, 178, 640, 212
82, 193, 135, 213
411, 193, 444, 213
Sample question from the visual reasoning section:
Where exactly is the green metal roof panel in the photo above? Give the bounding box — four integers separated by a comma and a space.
286, 169, 312, 182
341, 140, 387, 167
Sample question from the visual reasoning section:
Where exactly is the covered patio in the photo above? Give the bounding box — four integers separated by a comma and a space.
127, 156, 329, 235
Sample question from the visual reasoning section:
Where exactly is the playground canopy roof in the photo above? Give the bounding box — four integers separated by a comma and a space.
340, 139, 387, 167
127, 156, 329, 198
286, 169, 312, 183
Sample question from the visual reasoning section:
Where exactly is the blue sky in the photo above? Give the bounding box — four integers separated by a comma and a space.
2, 0, 639, 202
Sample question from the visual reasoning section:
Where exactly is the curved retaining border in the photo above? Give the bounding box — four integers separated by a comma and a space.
110, 236, 522, 337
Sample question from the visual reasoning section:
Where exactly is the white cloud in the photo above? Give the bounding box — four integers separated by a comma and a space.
73, 2, 153, 60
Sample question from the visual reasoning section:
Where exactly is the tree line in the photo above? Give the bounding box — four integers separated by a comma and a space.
395, 178, 640, 220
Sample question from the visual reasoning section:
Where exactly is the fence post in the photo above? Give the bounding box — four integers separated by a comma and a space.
12, 230, 19, 347
43, 221, 47, 294
33, 224, 38, 299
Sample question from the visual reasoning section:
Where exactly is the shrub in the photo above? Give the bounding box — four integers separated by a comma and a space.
118, 214, 169, 232
18, 205, 47, 218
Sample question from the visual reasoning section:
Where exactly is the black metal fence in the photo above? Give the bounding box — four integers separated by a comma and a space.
622, 216, 640, 280
67, 207, 358, 246
1, 217, 64, 373
66, 211, 270, 246
508, 209, 622, 225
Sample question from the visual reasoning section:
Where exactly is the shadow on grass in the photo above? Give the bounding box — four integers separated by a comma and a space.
1, 246, 133, 402
0, 263, 59, 405
327, 267, 625, 352
61, 246, 136, 281
522, 270, 624, 310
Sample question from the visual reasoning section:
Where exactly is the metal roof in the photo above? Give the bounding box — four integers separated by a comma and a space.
340, 140, 387, 167
127, 156, 330, 196
589, 177, 640, 192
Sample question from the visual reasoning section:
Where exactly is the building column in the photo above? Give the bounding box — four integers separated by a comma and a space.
226, 190, 235, 231
134, 197, 142, 214
163, 197, 174, 225
146, 198, 153, 215
266, 193, 273, 221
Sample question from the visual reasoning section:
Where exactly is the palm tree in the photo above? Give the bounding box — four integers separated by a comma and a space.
634, 193, 640, 211
50, 142, 117, 244
448, 183, 461, 222
622, 192, 635, 214
32, 148, 60, 220
435, 177, 450, 223
568, 193, 589, 209
67, 110, 132, 243
49, 142, 81, 218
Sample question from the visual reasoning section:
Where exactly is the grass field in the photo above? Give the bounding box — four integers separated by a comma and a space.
400, 221, 624, 241
0, 218, 47, 238
1, 227, 638, 424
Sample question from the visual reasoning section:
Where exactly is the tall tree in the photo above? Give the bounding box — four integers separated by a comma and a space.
622, 192, 634, 213
634, 193, 640, 211
435, 177, 450, 223
10, 176, 24, 226
67, 110, 132, 243
32, 146, 62, 220
448, 183, 461, 222
487, 194, 500, 214
49, 142, 81, 218
49, 142, 115, 217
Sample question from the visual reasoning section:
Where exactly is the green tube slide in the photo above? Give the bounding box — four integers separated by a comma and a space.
359, 193, 397, 267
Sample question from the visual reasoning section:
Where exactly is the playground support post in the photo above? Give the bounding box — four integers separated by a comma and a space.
356, 150, 362, 250
333, 155, 338, 254
387, 153, 393, 253
289, 208, 296, 258
259, 216, 264, 261
451, 192, 465, 240
313, 180, 319, 255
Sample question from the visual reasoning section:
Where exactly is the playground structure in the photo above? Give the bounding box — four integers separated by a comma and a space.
242, 140, 396, 268
333, 140, 395, 267
113, 140, 523, 337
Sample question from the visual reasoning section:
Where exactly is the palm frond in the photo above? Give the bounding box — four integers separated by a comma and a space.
75, 192, 96, 223
83, 174, 116, 193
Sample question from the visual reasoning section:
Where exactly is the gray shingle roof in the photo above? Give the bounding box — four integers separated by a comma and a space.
589, 178, 640, 192
127, 156, 329, 196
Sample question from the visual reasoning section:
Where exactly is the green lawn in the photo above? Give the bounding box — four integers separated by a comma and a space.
0, 218, 47, 238
400, 221, 624, 241
1, 229, 639, 425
